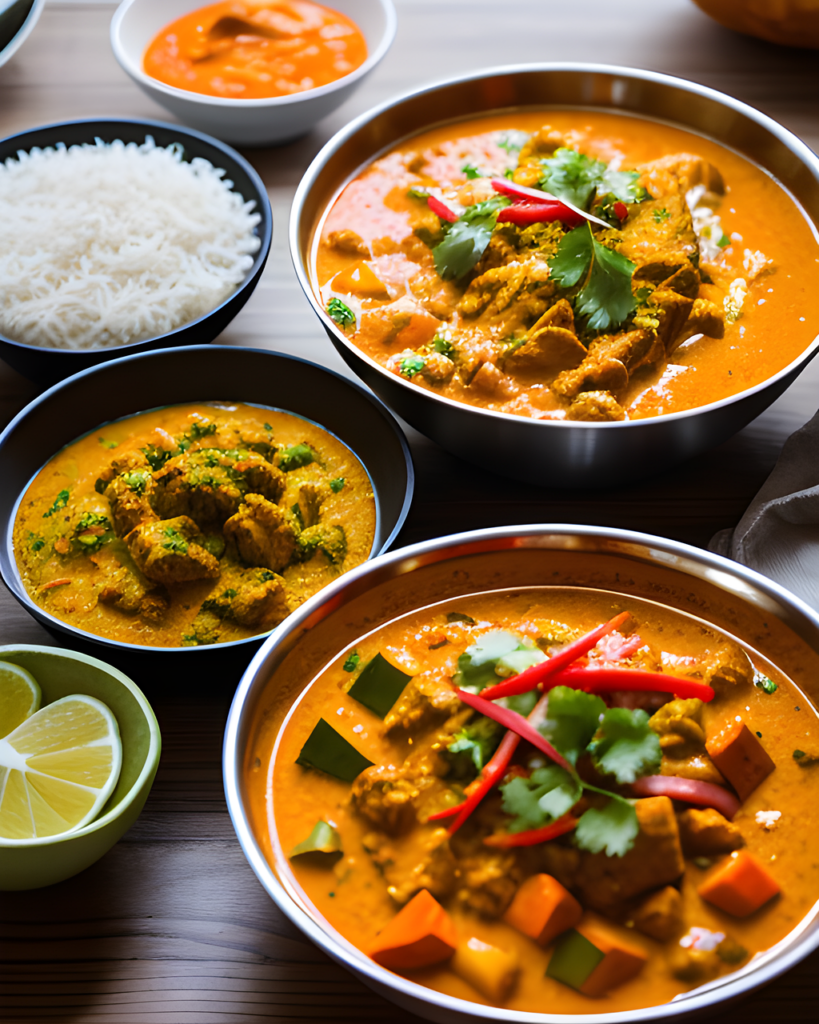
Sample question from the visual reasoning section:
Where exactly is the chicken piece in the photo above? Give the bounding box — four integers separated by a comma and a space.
567, 391, 626, 421
352, 748, 451, 835
94, 449, 152, 489
384, 674, 463, 736
295, 482, 325, 529
504, 324, 587, 379
650, 698, 726, 784
450, 829, 521, 918
469, 360, 517, 400
362, 826, 457, 905
458, 260, 530, 318
420, 351, 456, 383
677, 808, 745, 857
104, 469, 157, 537
97, 564, 169, 622
618, 196, 698, 267
541, 797, 685, 912
631, 886, 685, 942
200, 567, 288, 629
639, 153, 725, 199
703, 645, 754, 691
632, 252, 696, 289
648, 288, 695, 349
671, 298, 725, 352
126, 516, 221, 585
552, 329, 656, 400
223, 494, 298, 572
297, 524, 347, 565
325, 228, 369, 257
153, 448, 285, 526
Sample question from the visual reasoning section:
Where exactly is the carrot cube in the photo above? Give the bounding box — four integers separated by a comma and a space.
331, 260, 389, 299
451, 936, 519, 1002
503, 873, 583, 946
705, 720, 775, 802
698, 850, 780, 917
370, 889, 458, 971
576, 918, 648, 997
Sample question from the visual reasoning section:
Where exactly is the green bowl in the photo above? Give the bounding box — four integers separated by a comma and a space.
0, 644, 161, 889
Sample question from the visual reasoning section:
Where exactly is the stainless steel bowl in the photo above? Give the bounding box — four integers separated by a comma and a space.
224, 524, 819, 1024
289, 64, 819, 488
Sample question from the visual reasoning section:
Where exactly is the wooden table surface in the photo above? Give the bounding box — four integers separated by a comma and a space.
2, 2, 818, 1021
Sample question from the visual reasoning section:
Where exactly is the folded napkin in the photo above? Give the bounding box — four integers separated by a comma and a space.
710, 408, 819, 611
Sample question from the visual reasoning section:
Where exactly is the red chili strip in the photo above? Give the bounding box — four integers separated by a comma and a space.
40, 578, 71, 591
479, 611, 631, 701
437, 730, 522, 833
631, 775, 740, 820
483, 813, 578, 849
457, 688, 573, 774
490, 178, 611, 228
497, 201, 585, 228
427, 194, 459, 223
552, 666, 715, 702
613, 200, 628, 221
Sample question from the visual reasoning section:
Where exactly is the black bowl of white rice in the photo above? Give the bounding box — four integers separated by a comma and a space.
0, 118, 272, 384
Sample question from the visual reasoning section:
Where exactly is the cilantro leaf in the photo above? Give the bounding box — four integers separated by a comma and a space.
461, 163, 482, 179
600, 167, 644, 203
432, 196, 510, 281
548, 224, 636, 332
327, 297, 356, 328
540, 148, 605, 209
453, 630, 521, 688
399, 354, 426, 378
588, 707, 662, 784
540, 687, 606, 766
505, 690, 539, 717
575, 799, 639, 857
43, 489, 70, 518
500, 766, 581, 832
446, 717, 503, 776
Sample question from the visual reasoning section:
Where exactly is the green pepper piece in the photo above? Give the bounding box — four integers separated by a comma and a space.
289, 820, 342, 859
546, 929, 605, 990
347, 653, 413, 718
296, 719, 374, 782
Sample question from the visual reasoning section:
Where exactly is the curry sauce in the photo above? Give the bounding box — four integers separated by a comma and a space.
263, 588, 819, 1013
13, 402, 375, 648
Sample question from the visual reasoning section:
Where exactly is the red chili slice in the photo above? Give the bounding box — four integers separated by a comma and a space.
630, 775, 740, 820
482, 813, 578, 849
427, 195, 458, 223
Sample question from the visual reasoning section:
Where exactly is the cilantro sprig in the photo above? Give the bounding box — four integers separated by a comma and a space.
540, 148, 645, 211
432, 196, 510, 280
495, 685, 661, 857
547, 223, 636, 331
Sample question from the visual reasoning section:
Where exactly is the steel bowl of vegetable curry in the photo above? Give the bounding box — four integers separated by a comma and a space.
0, 345, 413, 658
226, 526, 819, 1022
291, 65, 819, 487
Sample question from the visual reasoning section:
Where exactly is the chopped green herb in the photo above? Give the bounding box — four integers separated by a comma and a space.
296, 718, 374, 781
453, 630, 522, 689
503, 168, 514, 180
587, 707, 662, 784
754, 672, 778, 694
279, 443, 317, 472
399, 354, 426, 378
407, 187, 430, 201
43, 490, 70, 518
718, 232, 731, 248
187, 421, 217, 442
433, 334, 454, 358
98, 437, 118, 450
574, 799, 639, 858
461, 162, 481, 179
501, 766, 582, 832
539, 687, 606, 766
290, 502, 305, 529
141, 444, 171, 471
446, 717, 503, 776
793, 749, 818, 766
348, 653, 413, 718
342, 651, 360, 672
264, 422, 273, 431
28, 533, 45, 552
540, 148, 644, 210
446, 611, 475, 624
327, 297, 356, 328
162, 526, 189, 555
181, 625, 220, 646
71, 512, 113, 554
432, 195, 510, 281
122, 470, 150, 496
94, 478, 108, 495
329, 477, 346, 493
653, 208, 671, 223
547, 222, 636, 331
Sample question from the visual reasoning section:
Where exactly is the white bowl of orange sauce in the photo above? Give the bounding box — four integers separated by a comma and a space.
111, 0, 396, 146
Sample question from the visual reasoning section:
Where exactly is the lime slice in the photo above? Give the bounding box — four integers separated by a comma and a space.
0, 660, 41, 739
0, 694, 122, 841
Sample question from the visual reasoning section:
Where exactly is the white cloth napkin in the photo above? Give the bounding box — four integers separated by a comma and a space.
709, 408, 819, 611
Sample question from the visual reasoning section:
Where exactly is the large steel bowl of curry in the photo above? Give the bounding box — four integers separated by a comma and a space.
0, 345, 413, 672
289, 65, 819, 488
224, 525, 819, 1023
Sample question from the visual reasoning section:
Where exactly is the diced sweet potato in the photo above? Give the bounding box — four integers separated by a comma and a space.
698, 850, 780, 917
370, 889, 458, 970
451, 937, 519, 1002
705, 721, 775, 802
576, 918, 649, 997
503, 873, 582, 946
331, 260, 389, 299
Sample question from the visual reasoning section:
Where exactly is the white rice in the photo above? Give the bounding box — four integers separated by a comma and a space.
0, 137, 262, 350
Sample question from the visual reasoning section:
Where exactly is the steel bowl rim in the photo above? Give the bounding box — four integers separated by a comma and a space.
0, 343, 414, 657
110, 0, 398, 110
290, 61, 819, 432
0, 642, 161, 847
0, 116, 273, 360
224, 522, 819, 1022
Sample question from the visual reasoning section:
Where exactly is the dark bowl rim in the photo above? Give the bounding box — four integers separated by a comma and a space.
0, 116, 273, 359
0, 343, 415, 656
290, 61, 819, 431
224, 522, 819, 1023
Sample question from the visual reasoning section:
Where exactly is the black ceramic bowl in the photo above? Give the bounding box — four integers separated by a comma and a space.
0, 345, 414, 672
0, 118, 273, 384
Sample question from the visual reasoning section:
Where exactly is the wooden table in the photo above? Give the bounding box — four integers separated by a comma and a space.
1, 2, 818, 1021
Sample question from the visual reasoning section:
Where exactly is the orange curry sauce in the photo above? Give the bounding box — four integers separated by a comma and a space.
144, 1, 367, 100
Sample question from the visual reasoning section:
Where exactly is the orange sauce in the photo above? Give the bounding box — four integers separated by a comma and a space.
143, 1, 368, 100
